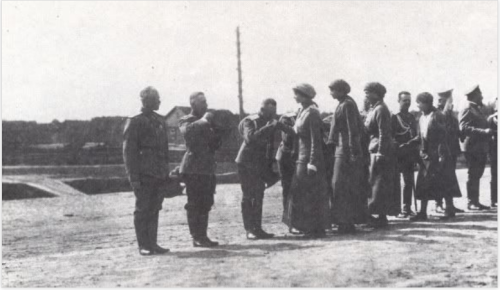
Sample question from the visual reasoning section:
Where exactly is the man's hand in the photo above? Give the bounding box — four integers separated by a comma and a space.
484, 128, 493, 135
307, 164, 317, 176
267, 119, 278, 127
130, 181, 141, 190
203, 112, 215, 125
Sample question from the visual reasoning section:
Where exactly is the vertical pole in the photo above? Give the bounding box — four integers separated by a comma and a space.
236, 26, 244, 119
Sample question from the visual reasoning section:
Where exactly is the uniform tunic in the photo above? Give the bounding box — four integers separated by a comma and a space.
123, 109, 170, 249
459, 101, 491, 204
179, 112, 220, 214
328, 96, 369, 225
364, 101, 400, 216
283, 105, 330, 232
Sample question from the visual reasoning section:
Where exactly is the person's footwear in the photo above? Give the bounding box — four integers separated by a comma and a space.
302, 229, 326, 239
139, 248, 154, 256
435, 205, 445, 213
397, 212, 411, 218
476, 203, 490, 210
440, 210, 456, 220
467, 203, 481, 210
152, 245, 170, 254
193, 237, 219, 247
451, 206, 465, 213
255, 228, 275, 239
491, 203, 497, 208
367, 215, 388, 228
468, 203, 490, 211
289, 228, 304, 235
338, 224, 356, 234
247, 229, 274, 240
409, 212, 428, 221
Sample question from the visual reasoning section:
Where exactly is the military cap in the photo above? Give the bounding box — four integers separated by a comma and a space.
465, 85, 481, 97
293, 83, 316, 99
437, 89, 453, 98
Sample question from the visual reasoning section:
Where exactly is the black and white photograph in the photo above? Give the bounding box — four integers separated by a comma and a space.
1, 1, 498, 287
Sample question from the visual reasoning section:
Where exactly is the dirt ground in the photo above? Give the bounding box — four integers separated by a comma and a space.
2, 168, 497, 287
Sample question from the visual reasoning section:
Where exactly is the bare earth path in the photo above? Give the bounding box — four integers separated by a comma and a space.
2, 169, 497, 287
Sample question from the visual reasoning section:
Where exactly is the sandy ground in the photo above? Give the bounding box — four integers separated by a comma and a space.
2, 168, 497, 287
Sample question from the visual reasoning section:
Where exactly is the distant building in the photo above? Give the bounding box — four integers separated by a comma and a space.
164, 106, 191, 146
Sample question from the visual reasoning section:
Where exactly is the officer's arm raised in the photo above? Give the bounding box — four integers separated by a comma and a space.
242, 118, 276, 144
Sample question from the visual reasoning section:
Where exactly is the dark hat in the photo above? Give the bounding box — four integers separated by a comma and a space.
437, 89, 453, 98
465, 85, 481, 97
328, 79, 351, 94
364, 82, 387, 98
293, 83, 316, 99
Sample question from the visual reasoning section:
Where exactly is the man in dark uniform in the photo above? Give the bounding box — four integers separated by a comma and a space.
123, 86, 170, 256
179, 92, 221, 247
488, 98, 497, 207
459, 85, 493, 210
236, 98, 294, 239
391, 91, 419, 218
435, 89, 464, 213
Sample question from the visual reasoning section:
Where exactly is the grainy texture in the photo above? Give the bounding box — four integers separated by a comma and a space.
2, 169, 497, 287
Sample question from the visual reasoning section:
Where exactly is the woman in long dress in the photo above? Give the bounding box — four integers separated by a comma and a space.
283, 83, 330, 238
327, 79, 369, 233
363, 82, 400, 227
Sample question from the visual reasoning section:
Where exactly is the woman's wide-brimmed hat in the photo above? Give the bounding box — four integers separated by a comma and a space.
293, 83, 316, 99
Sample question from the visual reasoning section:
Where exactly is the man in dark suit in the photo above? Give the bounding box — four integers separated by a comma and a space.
459, 85, 493, 210
179, 92, 221, 247
123, 86, 171, 256
236, 98, 294, 239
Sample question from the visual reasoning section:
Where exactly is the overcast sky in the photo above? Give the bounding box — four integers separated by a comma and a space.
2, 1, 497, 122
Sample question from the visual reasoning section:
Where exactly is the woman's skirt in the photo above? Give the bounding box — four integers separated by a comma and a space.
331, 156, 369, 225
283, 162, 331, 232
368, 154, 400, 216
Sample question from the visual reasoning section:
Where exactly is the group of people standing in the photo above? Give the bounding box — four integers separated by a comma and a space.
123, 82, 497, 256
234, 80, 497, 239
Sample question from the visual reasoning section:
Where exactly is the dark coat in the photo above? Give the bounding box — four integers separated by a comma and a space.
179, 112, 220, 175
123, 110, 170, 183
488, 112, 497, 160
283, 105, 330, 232
415, 108, 453, 200
459, 101, 490, 153
364, 101, 400, 216
328, 96, 369, 225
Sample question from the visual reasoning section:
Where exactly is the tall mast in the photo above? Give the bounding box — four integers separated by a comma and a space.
236, 26, 244, 119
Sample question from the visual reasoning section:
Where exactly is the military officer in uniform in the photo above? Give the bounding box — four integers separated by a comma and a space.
123, 86, 171, 256
179, 92, 221, 247
391, 91, 419, 218
236, 98, 294, 239
459, 85, 493, 210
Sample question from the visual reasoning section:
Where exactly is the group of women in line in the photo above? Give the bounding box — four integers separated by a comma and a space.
278, 80, 456, 237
